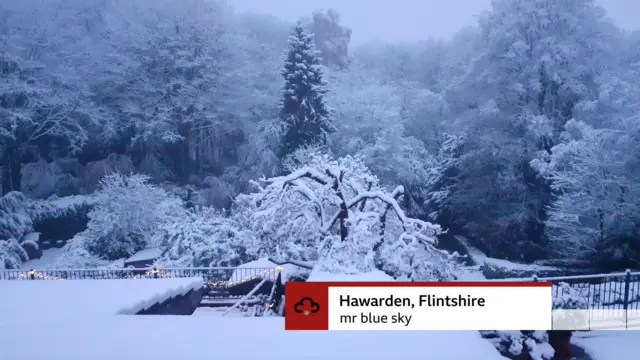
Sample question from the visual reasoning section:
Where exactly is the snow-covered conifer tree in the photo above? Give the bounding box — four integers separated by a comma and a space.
278, 22, 335, 159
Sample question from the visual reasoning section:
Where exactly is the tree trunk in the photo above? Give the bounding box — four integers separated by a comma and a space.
1, 142, 22, 195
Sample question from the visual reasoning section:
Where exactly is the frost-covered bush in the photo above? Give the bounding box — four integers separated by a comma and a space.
0, 238, 29, 269
80, 173, 184, 260
235, 151, 461, 280
154, 206, 259, 267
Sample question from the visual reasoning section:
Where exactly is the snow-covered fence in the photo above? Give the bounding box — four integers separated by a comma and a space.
0, 266, 281, 289
494, 270, 640, 313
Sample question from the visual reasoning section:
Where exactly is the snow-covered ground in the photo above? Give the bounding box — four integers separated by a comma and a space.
0, 277, 203, 316
23, 247, 64, 269
573, 331, 640, 360
455, 236, 559, 272
0, 316, 507, 360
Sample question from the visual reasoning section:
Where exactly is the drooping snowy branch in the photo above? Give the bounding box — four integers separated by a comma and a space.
235, 152, 460, 280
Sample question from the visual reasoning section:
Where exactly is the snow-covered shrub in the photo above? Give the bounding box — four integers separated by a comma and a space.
21, 159, 84, 198
0, 192, 41, 240
0, 238, 29, 269
484, 284, 584, 360
154, 206, 259, 267
82, 153, 135, 192
53, 235, 109, 269
200, 175, 237, 208
553, 282, 588, 310
21, 160, 62, 199
484, 331, 555, 360
552, 282, 588, 330
19, 237, 41, 260
235, 152, 461, 280
80, 173, 184, 260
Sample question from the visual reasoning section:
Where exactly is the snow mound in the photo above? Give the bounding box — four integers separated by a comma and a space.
0, 277, 203, 317
1, 316, 507, 360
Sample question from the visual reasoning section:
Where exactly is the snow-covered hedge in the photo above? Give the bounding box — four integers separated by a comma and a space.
0, 191, 96, 268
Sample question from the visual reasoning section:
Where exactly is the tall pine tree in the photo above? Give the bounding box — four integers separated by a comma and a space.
278, 22, 334, 159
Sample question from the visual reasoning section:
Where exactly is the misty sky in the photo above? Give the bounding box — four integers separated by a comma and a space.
232, 0, 638, 44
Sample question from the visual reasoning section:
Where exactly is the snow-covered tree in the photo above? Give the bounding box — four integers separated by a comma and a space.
154, 206, 259, 267
431, 0, 618, 259
308, 9, 352, 69
531, 119, 638, 261
278, 22, 335, 159
235, 151, 460, 280
78, 173, 184, 260
0, 0, 110, 193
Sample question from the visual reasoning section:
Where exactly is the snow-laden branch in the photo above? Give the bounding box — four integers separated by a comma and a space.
320, 187, 442, 244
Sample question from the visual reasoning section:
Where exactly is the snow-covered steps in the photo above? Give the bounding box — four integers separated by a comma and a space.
0, 277, 204, 316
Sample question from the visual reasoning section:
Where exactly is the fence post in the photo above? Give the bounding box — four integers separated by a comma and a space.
623, 269, 631, 310
624, 269, 631, 329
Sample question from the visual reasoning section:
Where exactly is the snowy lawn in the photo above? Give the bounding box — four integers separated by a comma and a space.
22, 247, 64, 269
0, 277, 203, 316
572, 331, 640, 360
0, 316, 507, 360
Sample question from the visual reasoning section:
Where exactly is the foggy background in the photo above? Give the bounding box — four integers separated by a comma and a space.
232, 0, 639, 44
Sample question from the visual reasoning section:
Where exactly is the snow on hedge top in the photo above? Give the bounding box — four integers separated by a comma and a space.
0, 277, 203, 317
125, 247, 163, 264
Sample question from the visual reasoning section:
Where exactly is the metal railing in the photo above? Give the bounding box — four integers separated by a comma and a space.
495, 270, 640, 311
0, 267, 281, 288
